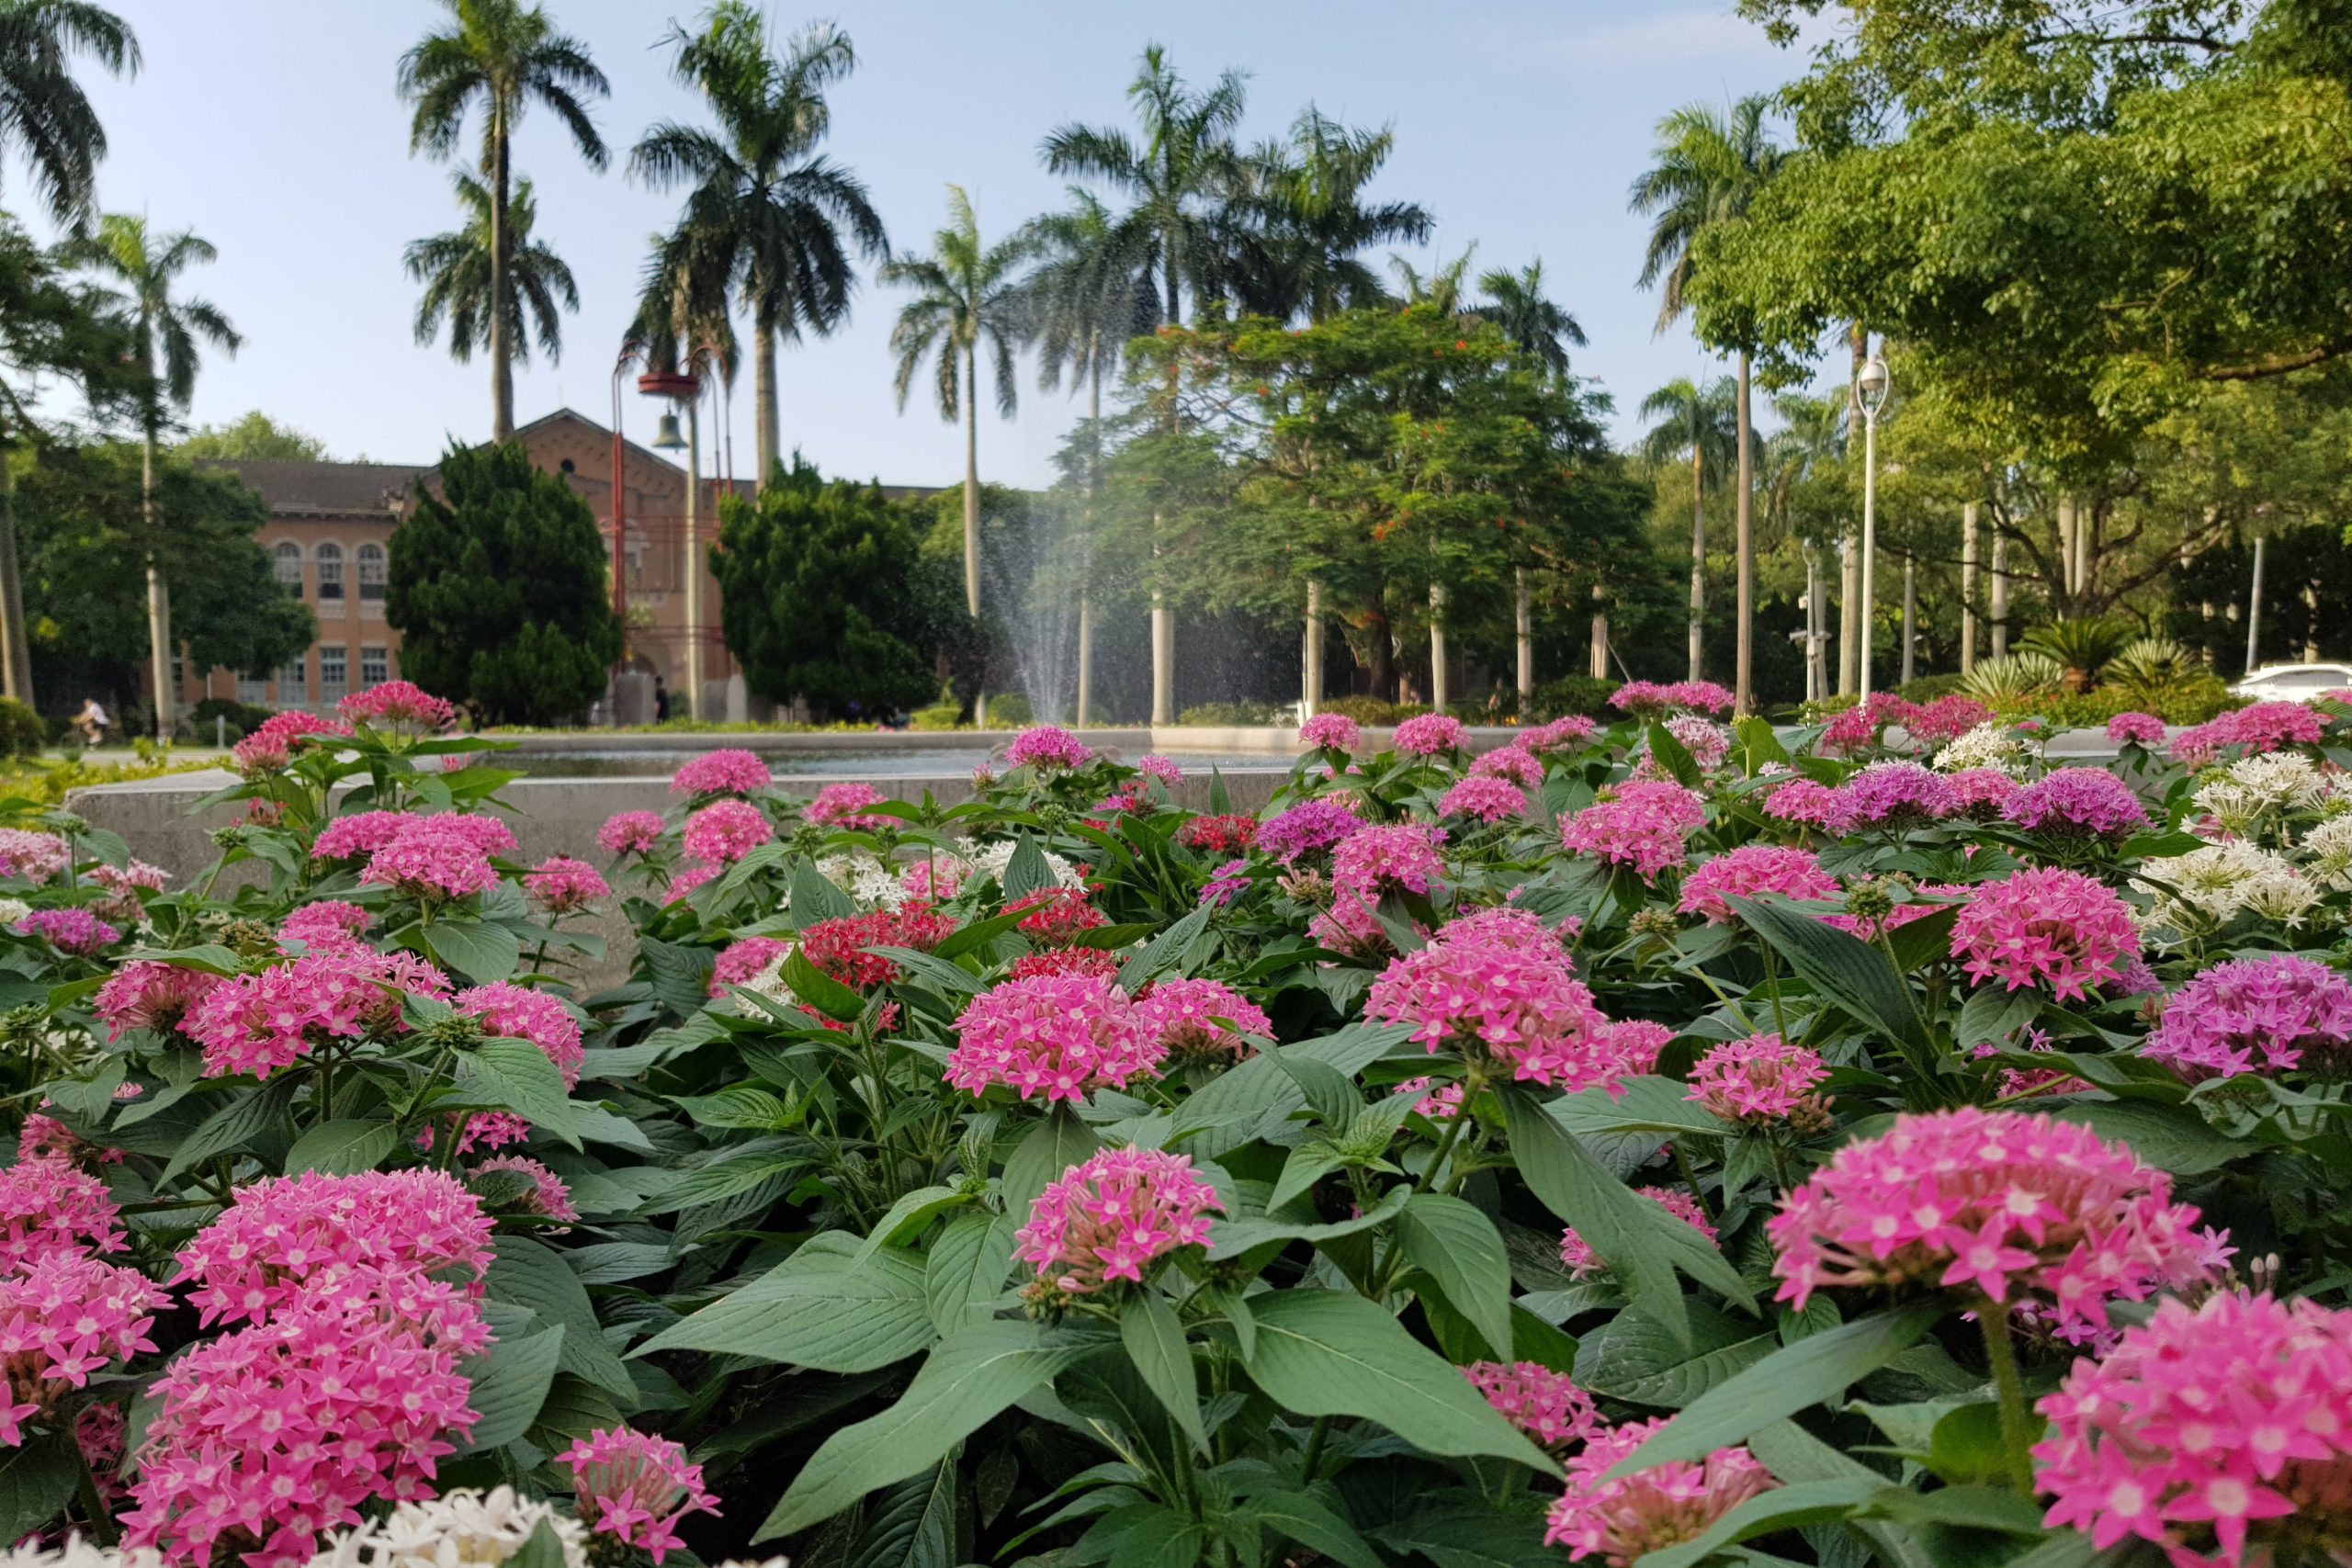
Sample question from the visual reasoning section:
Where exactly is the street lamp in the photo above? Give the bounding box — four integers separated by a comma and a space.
1855, 355, 1892, 698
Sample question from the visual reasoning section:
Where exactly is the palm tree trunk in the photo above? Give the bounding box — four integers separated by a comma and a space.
753, 304, 781, 491
1688, 446, 1705, 682
1734, 351, 1755, 716
1515, 566, 1533, 715
0, 442, 29, 707
1077, 352, 1099, 725
962, 344, 980, 619
489, 111, 514, 444
1838, 322, 1866, 694
1428, 582, 1449, 710
1150, 253, 1180, 726
142, 427, 175, 741
1589, 584, 1609, 681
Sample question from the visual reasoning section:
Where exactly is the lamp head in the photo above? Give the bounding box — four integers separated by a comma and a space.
1858, 356, 1892, 415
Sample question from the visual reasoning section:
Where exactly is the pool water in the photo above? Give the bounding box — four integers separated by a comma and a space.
507, 749, 1297, 779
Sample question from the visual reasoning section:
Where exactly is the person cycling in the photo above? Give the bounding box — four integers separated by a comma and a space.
72, 697, 108, 750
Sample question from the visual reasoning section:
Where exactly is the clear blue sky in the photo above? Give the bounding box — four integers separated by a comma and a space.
50, 0, 1821, 486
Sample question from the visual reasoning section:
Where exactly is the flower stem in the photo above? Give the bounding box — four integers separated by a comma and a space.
1975, 1298, 2040, 1496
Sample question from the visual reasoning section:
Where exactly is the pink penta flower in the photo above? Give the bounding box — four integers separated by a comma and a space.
1950, 866, 2142, 1000
1677, 844, 1838, 924
669, 749, 772, 797
2034, 1291, 2352, 1567
1544, 1417, 1774, 1566
945, 974, 1163, 1101
95, 959, 220, 1041
1667, 681, 1736, 715
1331, 822, 1447, 900
1200, 858, 1250, 908
2142, 953, 2352, 1081
1299, 712, 1360, 750
17, 1111, 116, 1169
1687, 1034, 1834, 1130
2171, 701, 2324, 766
312, 809, 413, 862
1558, 780, 1705, 883
598, 810, 666, 857
1463, 1360, 1601, 1450
2108, 711, 2166, 747
359, 818, 499, 901
1366, 921, 1624, 1092
1005, 725, 1094, 770
1522, 715, 1600, 752
14, 908, 119, 955
680, 798, 774, 866
709, 936, 790, 996
1393, 713, 1467, 756
1257, 798, 1363, 863
1663, 714, 1731, 770
524, 855, 610, 914
2005, 767, 2151, 841
1609, 681, 1677, 719
0, 1252, 167, 1445
338, 679, 457, 732
277, 900, 374, 954
230, 709, 355, 775
1470, 746, 1544, 786
806, 781, 891, 830
1136, 754, 1183, 788
1438, 776, 1529, 823
1945, 767, 2024, 817
0, 1158, 127, 1269
1393, 1076, 1464, 1119
469, 1155, 579, 1223
1766, 1107, 2221, 1342
663, 863, 720, 904
458, 982, 585, 1088
1760, 777, 1838, 829
1133, 978, 1271, 1060
1560, 1190, 1715, 1279
1826, 760, 1957, 833
1014, 1145, 1221, 1292
560, 1427, 719, 1565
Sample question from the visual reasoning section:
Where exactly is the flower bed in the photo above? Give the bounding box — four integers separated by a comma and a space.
4, 691, 2352, 1568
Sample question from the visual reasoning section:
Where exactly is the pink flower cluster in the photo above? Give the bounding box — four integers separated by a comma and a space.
1005, 725, 1094, 770
1470, 747, 1544, 786
1544, 1416, 1775, 1567
1559, 1190, 1715, 1279
14, 908, 119, 955
470, 1154, 579, 1223
0, 1158, 126, 1270
2005, 768, 2151, 840
1558, 781, 1705, 883
1660, 714, 1731, 772
1677, 844, 1838, 924
279, 900, 373, 954
1393, 712, 1467, 756
598, 810, 666, 856
358, 817, 504, 901
560, 1427, 718, 1564
681, 799, 774, 866
669, 749, 772, 797
1951, 866, 2143, 1000
1136, 754, 1183, 788
1826, 761, 1957, 834
311, 810, 410, 862
187, 948, 450, 1079
96, 959, 221, 1040
2035, 1291, 2352, 1567
1946, 767, 2023, 816
1366, 914, 1633, 1092
1134, 978, 1270, 1059
459, 982, 584, 1086
1820, 692, 1993, 753
806, 782, 890, 831
0, 1250, 166, 1447
1437, 776, 1528, 823
2143, 953, 2352, 1080
1330, 822, 1446, 900
1299, 712, 1360, 750
1393, 1076, 1464, 1119
2171, 701, 2324, 767
1767, 1107, 2222, 1341
1522, 715, 1600, 751
1200, 857, 1250, 908
1688, 1035, 1834, 1129
2108, 711, 2167, 746
230, 710, 353, 775
1014, 1145, 1221, 1292
945, 974, 1163, 1101
1611, 680, 1734, 718
1464, 1360, 1600, 1450
1257, 798, 1363, 863
337, 680, 456, 731
709, 936, 789, 995
0, 830, 65, 884
1760, 777, 1838, 829
524, 854, 610, 914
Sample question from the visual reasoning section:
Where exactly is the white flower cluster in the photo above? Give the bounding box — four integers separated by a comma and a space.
1932, 723, 2033, 776
2190, 752, 2332, 840
0, 1540, 170, 1568
967, 840, 1083, 891
2137, 840, 2320, 940
310, 1488, 588, 1568
732, 946, 801, 1020
2301, 812, 2352, 893
0, 896, 28, 928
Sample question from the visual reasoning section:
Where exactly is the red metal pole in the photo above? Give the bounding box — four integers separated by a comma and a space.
609, 365, 628, 625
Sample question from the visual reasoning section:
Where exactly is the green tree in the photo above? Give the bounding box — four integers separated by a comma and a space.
175, 412, 330, 462
0, 0, 137, 225
882, 186, 1032, 620
1227, 107, 1430, 321
397, 0, 607, 443
405, 171, 578, 370
1636, 374, 1744, 683
630, 6, 886, 487
1475, 259, 1585, 378
709, 453, 934, 719
386, 440, 621, 724
63, 213, 240, 740
1631, 95, 1782, 710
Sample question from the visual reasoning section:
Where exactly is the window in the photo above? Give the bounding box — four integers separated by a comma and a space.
277, 658, 307, 706
360, 645, 390, 688
272, 542, 302, 589
319, 644, 348, 701
235, 671, 267, 705
317, 543, 345, 601
356, 543, 387, 603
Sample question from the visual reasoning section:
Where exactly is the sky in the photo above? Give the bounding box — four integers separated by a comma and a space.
43, 0, 1827, 488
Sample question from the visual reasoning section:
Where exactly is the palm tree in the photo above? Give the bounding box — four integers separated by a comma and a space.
1043, 44, 1248, 721
405, 171, 578, 369
397, 0, 607, 443
1638, 375, 1742, 682
1631, 95, 1783, 712
631, 6, 887, 489
65, 215, 239, 741
1476, 259, 1584, 378
882, 186, 1032, 620
1229, 107, 1429, 321
1764, 390, 1848, 699
1389, 248, 1476, 315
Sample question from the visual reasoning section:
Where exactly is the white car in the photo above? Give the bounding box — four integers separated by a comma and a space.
2231, 661, 2352, 700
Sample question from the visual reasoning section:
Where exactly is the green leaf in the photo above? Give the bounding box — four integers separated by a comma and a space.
1372, 1508, 1555, 1568
488, 1235, 636, 1401
1502, 1087, 1753, 1348
38, 1058, 126, 1122
457, 1036, 581, 1149
0, 1438, 78, 1546
636, 1232, 936, 1372
1002, 1106, 1101, 1221
505, 1518, 571, 1568
2049, 1100, 2243, 1176
1271, 1052, 1363, 1129
1730, 896, 1930, 1055
1238, 1290, 1557, 1472
671, 1085, 795, 1131
1957, 987, 2041, 1051
1168, 1023, 1412, 1154
790, 856, 858, 925
1645, 721, 1702, 787
1614, 1303, 1950, 1473
284, 1117, 398, 1177
420, 917, 521, 983
638, 937, 715, 1019
636, 1147, 809, 1215
161, 1077, 296, 1185
460, 1321, 565, 1452
924, 1210, 1015, 1335
1120, 1292, 1207, 1455
1860, 1484, 2050, 1536
1746, 1421, 1939, 1568
1628, 1481, 1882, 1568
1573, 1303, 1778, 1407
842, 1460, 959, 1568
1396, 1193, 1516, 1362
1553, 1074, 1724, 1140
1205, 1184, 1410, 1259
1120, 901, 1214, 995
783, 944, 865, 1021
119, 942, 242, 976
1925, 1402, 2014, 1487
1231, 1488, 1385, 1568
758, 1320, 1084, 1539
852, 1185, 972, 1266
867, 945, 982, 997
1002, 838, 1050, 900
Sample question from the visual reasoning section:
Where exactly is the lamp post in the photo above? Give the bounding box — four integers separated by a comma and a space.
1855, 355, 1891, 697
640, 365, 700, 720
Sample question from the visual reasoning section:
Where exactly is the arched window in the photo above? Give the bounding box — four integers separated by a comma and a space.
356, 543, 387, 602
272, 541, 301, 589
316, 542, 344, 601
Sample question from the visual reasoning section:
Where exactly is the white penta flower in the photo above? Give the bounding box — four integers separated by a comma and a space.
1932, 723, 2030, 776
0, 897, 29, 928
731, 948, 801, 1021
2136, 840, 2310, 938
0, 1538, 171, 1568
2301, 812, 2352, 892
967, 839, 1082, 891
313, 1486, 590, 1568
2205, 753, 2331, 829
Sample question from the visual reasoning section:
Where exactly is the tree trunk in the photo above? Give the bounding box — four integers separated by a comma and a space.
1363, 592, 1395, 702
1688, 446, 1705, 682
1900, 552, 1917, 686
1428, 581, 1448, 710
0, 445, 30, 707
1990, 529, 2010, 658
1839, 322, 1866, 694
142, 428, 175, 741
1076, 350, 1101, 724
1734, 351, 1755, 715
490, 113, 514, 443
962, 344, 980, 619
1515, 566, 1533, 714
2245, 534, 2267, 674
1960, 502, 1979, 675
753, 303, 781, 491
1303, 577, 1323, 717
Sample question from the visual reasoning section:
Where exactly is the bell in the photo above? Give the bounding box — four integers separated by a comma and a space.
650, 411, 686, 451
